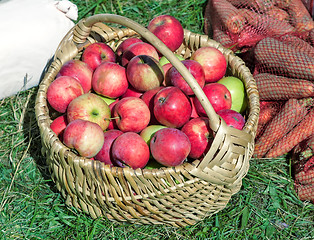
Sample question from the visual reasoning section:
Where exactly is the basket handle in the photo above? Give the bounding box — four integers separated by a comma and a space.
80, 14, 220, 131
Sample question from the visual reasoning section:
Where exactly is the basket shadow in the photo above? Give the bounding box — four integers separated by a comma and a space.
22, 56, 60, 193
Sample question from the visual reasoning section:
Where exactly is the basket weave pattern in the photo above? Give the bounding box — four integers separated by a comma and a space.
35, 14, 259, 227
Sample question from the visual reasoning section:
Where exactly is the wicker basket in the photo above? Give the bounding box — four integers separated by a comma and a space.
35, 14, 259, 227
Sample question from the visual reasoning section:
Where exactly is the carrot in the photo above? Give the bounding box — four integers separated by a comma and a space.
273, 0, 292, 9
238, 8, 295, 37
236, 25, 266, 48
265, 6, 289, 21
310, 28, 314, 46
295, 183, 314, 202
253, 98, 312, 158
254, 37, 314, 81
227, 0, 274, 13
256, 100, 283, 138
295, 168, 314, 185
265, 107, 314, 158
254, 73, 314, 100
212, 0, 246, 34
277, 34, 314, 58
286, 0, 314, 32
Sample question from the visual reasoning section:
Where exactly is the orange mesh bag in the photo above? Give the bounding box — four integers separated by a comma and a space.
204, 0, 314, 53
292, 135, 314, 203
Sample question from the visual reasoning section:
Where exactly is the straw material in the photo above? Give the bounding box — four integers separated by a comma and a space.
35, 14, 259, 227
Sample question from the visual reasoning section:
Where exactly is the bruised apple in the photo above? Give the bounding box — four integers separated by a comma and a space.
126, 55, 164, 92
121, 42, 159, 67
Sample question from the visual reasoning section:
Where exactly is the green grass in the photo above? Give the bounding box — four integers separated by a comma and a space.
0, 0, 313, 239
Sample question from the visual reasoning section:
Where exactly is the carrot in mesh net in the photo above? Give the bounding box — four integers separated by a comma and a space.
310, 29, 314, 46
265, 106, 314, 158
238, 8, 295, 37
295, 167, 314, 185
253, 98, 312, 158
274, 0, 292, 9
254, 73, 314, 101
256, 100, 283, 138
265, 6, 290, 21
277, 34, 314, 58
227, 0, 274, 13
254, 37, 314, 81
286, 0, 314, 32
212, 0, 246, 34
295, 182, 314, 203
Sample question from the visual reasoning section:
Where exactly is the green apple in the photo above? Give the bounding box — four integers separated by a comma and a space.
159, 54, 184, 66
218, 76, 248, 113
99, 95, 117, 105
140, 124, 167, 145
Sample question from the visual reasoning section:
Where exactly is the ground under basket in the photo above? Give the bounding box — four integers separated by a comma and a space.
35, 14, 260, 227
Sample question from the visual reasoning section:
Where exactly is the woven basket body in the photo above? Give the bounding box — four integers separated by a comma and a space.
35, 14, 259, 227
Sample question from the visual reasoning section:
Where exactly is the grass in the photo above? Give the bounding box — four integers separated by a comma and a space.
0, 0, 313, 239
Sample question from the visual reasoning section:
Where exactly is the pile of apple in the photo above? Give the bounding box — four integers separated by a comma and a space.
48, 14, 248, 169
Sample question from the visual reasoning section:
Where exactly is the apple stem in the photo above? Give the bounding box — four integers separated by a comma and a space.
105, 116, 120, 120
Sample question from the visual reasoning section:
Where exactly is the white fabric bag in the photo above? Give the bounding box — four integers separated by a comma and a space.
0, 0, 78, 99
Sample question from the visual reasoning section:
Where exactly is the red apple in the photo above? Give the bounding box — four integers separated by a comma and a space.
116, 37, 143, 58
50, 114, 68, 140
194, 83, 232, 116
63, 119, 105, 158
57, 60, 93, 93
147, 15, 184, 52
82, 42, 116, 71
94, 129, 124, 166
162, 62, 173, 85
67, 93, 111, 131
181, 117, 213, 159
126, 55, 164, 92
121, 42, 159, 66
120, 85, 143, 98
217, 109, 245, 130
111, 132, 150, 169
47, 76, 84, 113
141, 86, 164, 124
107, 99, 119, 130
189, 96, 199, 119
166, 60, 205, 95
191, 46, 227, 83
114, 97, 150, 133
150, 128, 191, 167
92, 62, 128, 98
153, 86, 192, 128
